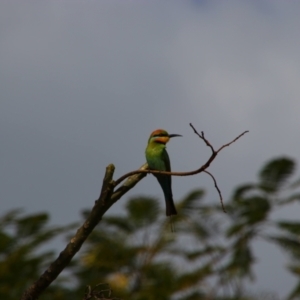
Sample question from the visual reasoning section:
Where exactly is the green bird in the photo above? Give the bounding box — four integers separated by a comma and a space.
145, 129, 182, 216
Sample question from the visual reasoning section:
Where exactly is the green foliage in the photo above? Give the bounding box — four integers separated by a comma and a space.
277, 221, 300, 235
0, 210, 75, 300
126, 196, 160, 226
259, 157, 295, 193
2, 156, 300, 299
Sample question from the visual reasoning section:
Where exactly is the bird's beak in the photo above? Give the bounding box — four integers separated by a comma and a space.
168, 134, 182, 138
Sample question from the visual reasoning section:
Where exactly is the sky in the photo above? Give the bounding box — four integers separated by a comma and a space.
1, 0, 300, 298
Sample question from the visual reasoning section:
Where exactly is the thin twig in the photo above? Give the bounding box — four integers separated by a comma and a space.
189, 123, 215, 153
216, 130, 249, 153
204, 170, 226, 213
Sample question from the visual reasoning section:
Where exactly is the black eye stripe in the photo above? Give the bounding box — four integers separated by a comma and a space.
153, 134, 167, 137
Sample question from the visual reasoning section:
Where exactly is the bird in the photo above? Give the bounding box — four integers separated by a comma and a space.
145, 129, 182, 216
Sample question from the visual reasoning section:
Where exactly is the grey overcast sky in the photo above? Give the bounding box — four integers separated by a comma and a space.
1, 0, 300, 297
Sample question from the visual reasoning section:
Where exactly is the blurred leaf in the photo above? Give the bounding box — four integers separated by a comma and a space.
177, 264, 212, 291
0, 231, 14, 254
279, 193, 300, 205
177, 291, 205, 300
288, 269, 300, 299
102, 216, 134, 233
288, 264, 300, 276
177, 189, 205, 214
0, 209, 22, 225
287, 280, 300, 300
227, 223, 246, 237
17, 213, 49, 237
0, 210, 74, 300
277, 221, 300, 235
26, 227, 66, 249
236, 196, 270, 224
3, 155, 300, 299
259, 157, 295, 193
184, 246, 225, 261
289, 177, 300, 189
126, 196, 159, 226
232, 184, 256, 201
82, 230, 137, 272
225, 232, 255, 278
269, 236, 300, 258
185, 221, 210, 239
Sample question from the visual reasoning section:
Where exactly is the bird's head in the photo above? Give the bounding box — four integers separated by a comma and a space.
148, 129, 182, 144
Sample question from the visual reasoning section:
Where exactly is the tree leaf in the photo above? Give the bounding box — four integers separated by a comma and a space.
277, 221, 300, 235
177, 189, 205, 213
17, 213, 49, 237
125, 196, 159, 226
232, 184, 256, 201
102, 216, 134, 233
280, 193, 300, 205
287, 280, 300, 300
259, 157, 295, 193
269, 235, 300, 259
0, 209, 22, 225
177, 264, 212, 291
234, 196, 270, 225
226, 223, 246, 237
289, 177, 300, 189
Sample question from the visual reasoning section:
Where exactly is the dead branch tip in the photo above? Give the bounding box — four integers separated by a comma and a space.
204, 170, 226, 213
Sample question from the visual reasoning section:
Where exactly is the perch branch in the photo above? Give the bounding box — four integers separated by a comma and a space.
21, 164, 147, 300
21, 123, 248, 300
114, 124, 249, 186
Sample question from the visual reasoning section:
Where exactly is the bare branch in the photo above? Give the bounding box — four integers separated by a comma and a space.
216, 130, 249, 153
204, 170, 226, 213
21, 164, 147, 300
114, 124, 249, 187
189, 123, 215, 153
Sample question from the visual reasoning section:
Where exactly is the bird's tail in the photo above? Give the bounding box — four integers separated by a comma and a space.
155, 174, 177, 216
165, 196, 177, 216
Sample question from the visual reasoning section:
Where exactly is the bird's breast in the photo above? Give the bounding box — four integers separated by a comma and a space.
146, 147, 167, 171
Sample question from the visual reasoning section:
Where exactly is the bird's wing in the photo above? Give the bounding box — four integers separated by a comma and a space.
160, 149, 172, 194
162, 149, 171, 172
